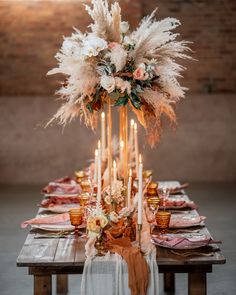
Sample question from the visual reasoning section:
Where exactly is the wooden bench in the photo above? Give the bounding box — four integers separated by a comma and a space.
17, 192, 225, 295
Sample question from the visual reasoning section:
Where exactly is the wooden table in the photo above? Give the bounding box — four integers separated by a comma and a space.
17, 192, 226, 295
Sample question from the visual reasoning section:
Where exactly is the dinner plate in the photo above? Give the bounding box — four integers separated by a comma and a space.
31, 222, 86, 232
44, 193, 79, 197
41, 204, 81, 213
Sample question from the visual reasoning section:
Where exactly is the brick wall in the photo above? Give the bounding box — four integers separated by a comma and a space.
0, 0, 235, 95
0, 0, 236, 183
0, 0, 141, 96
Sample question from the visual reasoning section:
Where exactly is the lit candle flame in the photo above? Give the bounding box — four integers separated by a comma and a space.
95, 149, 98, 156
101, 112, 105, 119
130, 119, 134, 127
120, 140, 124, 149
113, 160, 116, 168
98, 140, 101, 149
134, 122, 137, 131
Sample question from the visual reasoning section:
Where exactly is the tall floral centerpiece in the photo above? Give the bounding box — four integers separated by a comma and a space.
47, 0, 192, 244
47, 0, 191, 146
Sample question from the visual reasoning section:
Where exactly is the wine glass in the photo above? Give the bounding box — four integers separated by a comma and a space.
69, 208, 83, 237
158, 186, 170, 210
145, 197, 160, 233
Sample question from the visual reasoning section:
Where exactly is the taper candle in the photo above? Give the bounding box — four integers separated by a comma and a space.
119, 140, 124, 174
94, 149, 98, 183
101, 112, 106, 161
97, 140, 102, 205
138, 154, 143, 225
134, 123, 139, 176
127, 168, 132, 207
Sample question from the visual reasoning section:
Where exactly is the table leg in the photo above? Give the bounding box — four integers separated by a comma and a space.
188, 273, 206, 295
34, 275, 52, 295
164, 272, 175, 292
56, 274, 68, 294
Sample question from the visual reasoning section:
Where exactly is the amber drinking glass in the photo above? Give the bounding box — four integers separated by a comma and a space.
69, 208, 83, 236
156, 211, 171, 234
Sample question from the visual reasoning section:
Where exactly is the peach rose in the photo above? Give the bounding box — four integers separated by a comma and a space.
133, 64, 149, 80
108, 42, 119, 50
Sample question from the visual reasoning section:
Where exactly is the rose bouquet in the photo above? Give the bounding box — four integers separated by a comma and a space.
47, 0, 191, 145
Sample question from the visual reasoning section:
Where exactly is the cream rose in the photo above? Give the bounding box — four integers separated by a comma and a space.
120, 21, 129, 34
100, 75, 116, 93
81, 36, 107, 57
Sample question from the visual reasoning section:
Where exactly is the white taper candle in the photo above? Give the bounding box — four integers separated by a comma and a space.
134, 123, 139, 177
94, 149, 98, 183
127, 168, 132, 208
138, 154, 143, 225
97, 140, 102, 205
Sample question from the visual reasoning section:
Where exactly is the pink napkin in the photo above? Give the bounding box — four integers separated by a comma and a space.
40, 196, 81, 208
21, 213, 70, 228
169, 215, 205, 228
164, 199, 197, 209
151, 234, 220, 249
43, 182, 82, 195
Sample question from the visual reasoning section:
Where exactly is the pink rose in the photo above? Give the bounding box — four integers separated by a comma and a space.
108, 42, 119, 49
133, 64, 149, 80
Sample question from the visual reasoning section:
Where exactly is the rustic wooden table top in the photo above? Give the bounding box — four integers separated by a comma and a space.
17, 193, 225, 269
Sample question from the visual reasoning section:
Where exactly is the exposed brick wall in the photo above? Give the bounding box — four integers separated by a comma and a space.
142, 0, 236, 93
0, 0, 141, 96
0, 0, 235, 96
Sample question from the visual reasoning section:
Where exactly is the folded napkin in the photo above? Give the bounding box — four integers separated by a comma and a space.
161, 199, 197, 210
169, 215, 205, 228
107, 238, 149, 295
151, 234, 220, 250
21, 213, 70, 228
40, 196, 80, 208
42, 181, 82, 195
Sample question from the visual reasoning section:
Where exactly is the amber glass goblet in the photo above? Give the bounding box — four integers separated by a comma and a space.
79, 193, 89, 207
69, 208, 83, 236
155, 211, 171, 234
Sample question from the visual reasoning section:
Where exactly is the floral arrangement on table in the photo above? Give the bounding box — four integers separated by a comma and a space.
87, 204, 135, 241
47, 0, 192, 146
103, 180, 125, 207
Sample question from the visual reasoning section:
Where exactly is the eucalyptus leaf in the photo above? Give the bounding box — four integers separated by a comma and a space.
115, 96, 128, 106
109, 90, 120, 100
130, 94, 142, 110
86, 103, 93, 113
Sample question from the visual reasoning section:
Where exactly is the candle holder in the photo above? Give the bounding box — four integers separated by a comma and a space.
75, 170, 87, 183
94, 235, 106, 256
137, 224, 142, 248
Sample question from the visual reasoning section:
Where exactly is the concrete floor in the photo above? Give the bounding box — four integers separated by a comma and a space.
0, 183, 235, 295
